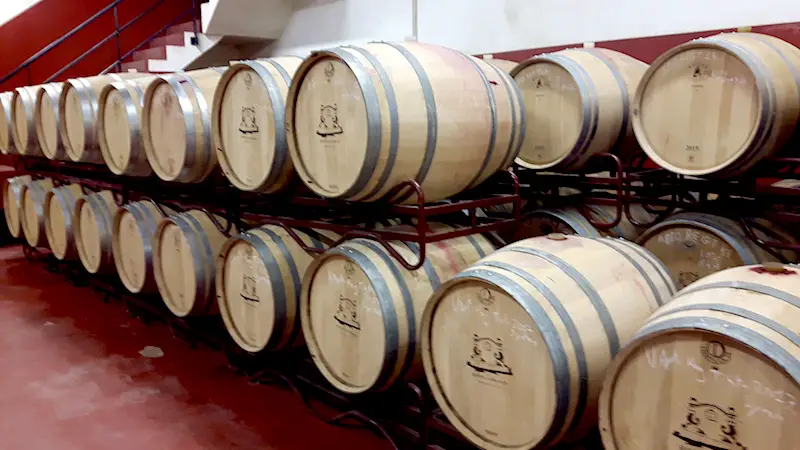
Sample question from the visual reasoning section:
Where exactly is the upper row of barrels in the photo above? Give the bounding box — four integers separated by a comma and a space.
2, 31, 799, 203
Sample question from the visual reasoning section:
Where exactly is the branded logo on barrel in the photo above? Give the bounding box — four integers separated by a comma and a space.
317, 104, 343, 137
240, 275, 259, 303
467, 334, 512, 386
701, 340, 732, 366
673, 397, 746, 450
239, 106, 259, 136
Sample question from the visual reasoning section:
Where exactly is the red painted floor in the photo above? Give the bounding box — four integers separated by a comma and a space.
0, 245, 386, 450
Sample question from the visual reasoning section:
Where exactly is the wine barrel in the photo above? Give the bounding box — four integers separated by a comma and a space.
637, 212, 784, 288
20, 178, 54, 247
0, 92, 15, 154
34, 82, 66, 160
11, 84, 45, 156
216, 225, 339, 353
599, 263, 800, 450
518, 205, 652, 242
511, 48, 647, 171
153, 209, 237, 317
74, 191, 119, 274
485, 58, 519, 74
3, 175, 32, 237
633, 32, 800, 177
300, 225, 496, 393
44, 184, 84, 260
97, 76, 157, 176
59, 73, 147, 163
421, 234, 677, 450
286, 42, 525, 204
212, 56, 303, 192
112, 200, 175, 294
142, 68, 226, 183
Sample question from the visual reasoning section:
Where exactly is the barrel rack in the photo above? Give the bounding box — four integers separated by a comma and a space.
10, 151, 800, 449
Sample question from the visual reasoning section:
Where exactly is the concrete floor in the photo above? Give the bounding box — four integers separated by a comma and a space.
0, 245, 385, 450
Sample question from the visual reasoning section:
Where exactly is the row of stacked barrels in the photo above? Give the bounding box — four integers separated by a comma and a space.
3, 31, 798, 209
5, 172, 800, 449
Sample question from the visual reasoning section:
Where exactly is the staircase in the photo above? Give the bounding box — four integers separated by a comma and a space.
121, 20, 211, 73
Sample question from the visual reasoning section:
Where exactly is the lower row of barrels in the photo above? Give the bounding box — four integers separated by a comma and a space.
4, 174, 798, 450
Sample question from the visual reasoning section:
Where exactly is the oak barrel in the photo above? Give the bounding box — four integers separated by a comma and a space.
34, 82, 66, 160
74, 190, 119, 274
217, 225, 339, 353
286, 42, 525, 203
212, 57, 303, 192
300, 225, 496, 393
421, 234, 677, 450
637, 212, 785, 288
142, 68, 226, 183
59, 73, 147, 163
112, 200, 174, 294
20, 178, 54, 247
97, 75, 157, 176
44, 184, 84, 260
599, 263, 800, 450
12, 84, 45, 156
486, 58, 519, 74
511, 48, 648, 171
633, 32, 800, 177
3, 175, 32, 237
153, 209, 237, 317
518, 205, 652, 242
0, 92, 15, 154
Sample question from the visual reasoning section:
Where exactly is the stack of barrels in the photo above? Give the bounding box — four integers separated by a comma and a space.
2, 31, 800, 450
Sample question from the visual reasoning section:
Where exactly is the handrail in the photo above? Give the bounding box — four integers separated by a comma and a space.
0, 0, 123, 86
101, 5, 195, 74
1, 0, 199, 87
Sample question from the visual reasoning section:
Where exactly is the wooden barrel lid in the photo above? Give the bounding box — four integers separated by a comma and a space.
100, 86, 134, 173
145, 78, 188, 180
60, 80, 89, 159
77, 198, 103, 272
214, 63, 281, 191
21, 179, 52, 247
12, 88, 34, 153
425, 278, 556, 449
305, 253, 388, 391
0, 92, 11, 154
218, 236, 276, 351
511, 59, 584, 169
292, 57, 368, 197
633, 41, 760, 175
155, 218, 196, 316
113, 203, 151, 293
4, 176, 30, 237
35, 84, 62, 159
638, 219, 748, 288
44, 185, 82, 260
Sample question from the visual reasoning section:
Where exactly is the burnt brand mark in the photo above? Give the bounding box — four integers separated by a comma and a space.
239, 107, 259, 135
317, 104, 343, 137
701, 340, 732, 366
334, 295, 360, 331
240, 275, 259, 303
467, 335, 512, 376
673, 397, 747, 450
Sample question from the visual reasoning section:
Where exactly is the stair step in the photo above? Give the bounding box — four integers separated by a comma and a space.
150, 33, 185, 49
167, 20, 201, 36
121, 60, 150, 73
133, 46, 167, 61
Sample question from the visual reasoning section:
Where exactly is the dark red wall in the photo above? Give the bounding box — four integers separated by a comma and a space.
492, 21, 800, 64
0, 0, 195, 91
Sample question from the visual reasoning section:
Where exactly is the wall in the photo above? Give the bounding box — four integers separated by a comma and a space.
0, 0, 43, 27
260, 0, 413, 57
0, 0, 195, 91
258, 0, 800, 59
418, 0, 800, 55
